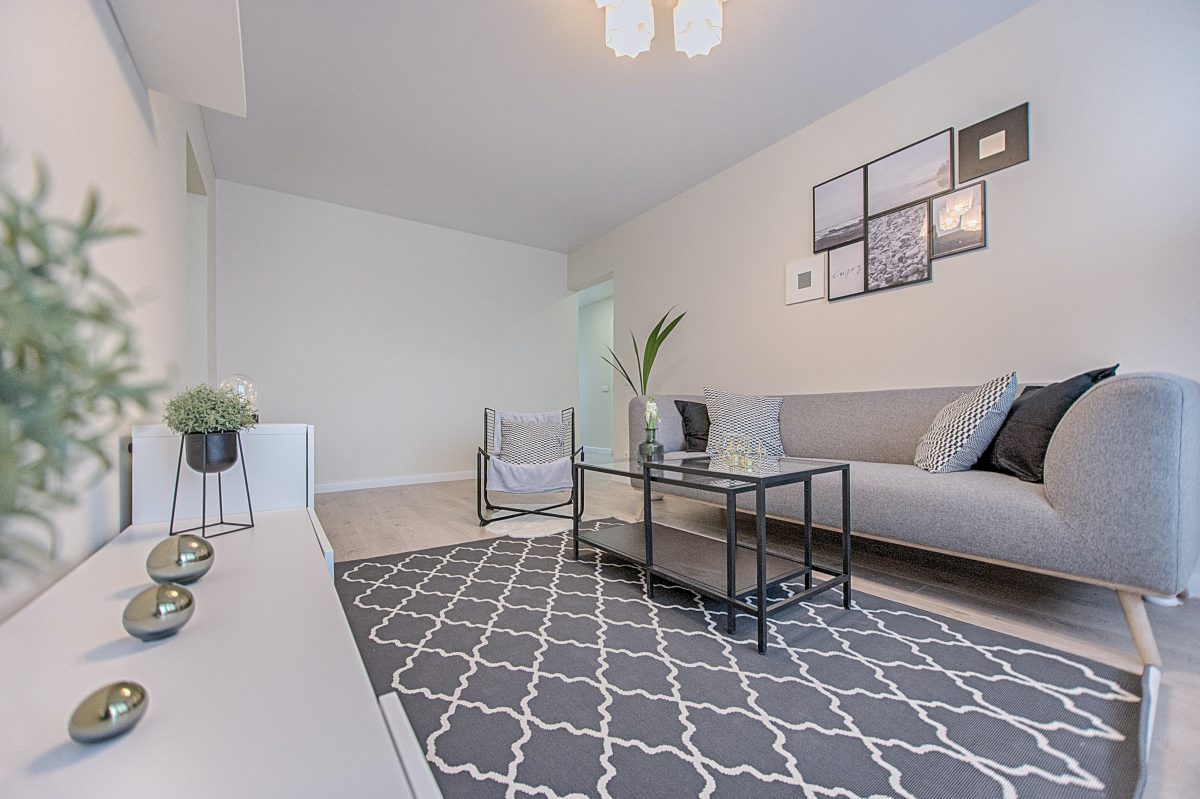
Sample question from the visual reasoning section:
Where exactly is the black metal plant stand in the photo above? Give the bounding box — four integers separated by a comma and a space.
169, 432, 255, 538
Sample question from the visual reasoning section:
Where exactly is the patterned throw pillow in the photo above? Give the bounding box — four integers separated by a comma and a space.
915, 372, 1018, 473
498, 420, 569, 464
703, 387, 785, 457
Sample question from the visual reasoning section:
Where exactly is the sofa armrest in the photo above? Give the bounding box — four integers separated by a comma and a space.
1043, 372, 1200, 596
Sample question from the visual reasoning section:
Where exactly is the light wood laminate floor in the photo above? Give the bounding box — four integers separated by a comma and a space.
317, 478, 1199, 798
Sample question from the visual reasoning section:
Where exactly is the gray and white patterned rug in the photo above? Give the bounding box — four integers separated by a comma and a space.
335, 520, 1144, 799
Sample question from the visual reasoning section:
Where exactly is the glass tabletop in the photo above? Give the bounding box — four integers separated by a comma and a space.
579, 455, 847, 487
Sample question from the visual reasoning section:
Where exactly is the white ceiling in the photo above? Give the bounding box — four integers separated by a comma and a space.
109, 0, 246, 116
203, 0, 1037, 253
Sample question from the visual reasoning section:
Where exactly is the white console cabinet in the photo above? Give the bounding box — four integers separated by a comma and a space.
132, 423, 314, 525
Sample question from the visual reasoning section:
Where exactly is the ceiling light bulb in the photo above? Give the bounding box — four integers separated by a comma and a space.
674, 0, 724, 58
945, 192, 973, 217
604, 0, 655, 59
937, 207, 961, 233
960, 208, 983, 232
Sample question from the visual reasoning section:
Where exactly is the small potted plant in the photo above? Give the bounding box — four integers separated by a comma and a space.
163, 384, 256, 474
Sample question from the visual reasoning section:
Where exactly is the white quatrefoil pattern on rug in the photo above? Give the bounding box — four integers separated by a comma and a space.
336, 521, 1144, 799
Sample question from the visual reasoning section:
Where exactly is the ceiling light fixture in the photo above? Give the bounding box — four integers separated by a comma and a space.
596, 0, 655, 59
593, 0, 726, 59
674, 0, 725, 58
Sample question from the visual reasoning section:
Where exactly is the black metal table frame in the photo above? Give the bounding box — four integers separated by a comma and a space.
572, 457, 851, 654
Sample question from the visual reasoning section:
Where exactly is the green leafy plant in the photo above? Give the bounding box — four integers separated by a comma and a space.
601, 307, 686, 396
0, 161, 157, 573
163, 384, 256, 435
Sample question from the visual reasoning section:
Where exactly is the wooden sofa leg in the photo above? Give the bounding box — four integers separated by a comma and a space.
1117, 590, 1163, 668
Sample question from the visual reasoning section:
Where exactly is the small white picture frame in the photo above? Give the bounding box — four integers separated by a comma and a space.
785, 256, 826, 305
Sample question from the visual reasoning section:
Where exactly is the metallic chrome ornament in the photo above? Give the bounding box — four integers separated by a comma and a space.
122, 583, 195, 640
68, 681, 148, 744
146, 534, 214, 584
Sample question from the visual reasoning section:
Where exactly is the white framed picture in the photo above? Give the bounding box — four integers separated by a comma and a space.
785, 256, 826, 305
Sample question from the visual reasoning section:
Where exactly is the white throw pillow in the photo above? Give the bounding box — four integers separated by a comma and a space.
915, 372, 1018, 473
703, 387, 785, 457
498, 420, 569, 464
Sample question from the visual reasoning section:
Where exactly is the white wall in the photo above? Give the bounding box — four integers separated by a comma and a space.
214, 181, 578, 491
0, 0, 217, 616
578, 296, 615, 454
569, 0, 1200, 457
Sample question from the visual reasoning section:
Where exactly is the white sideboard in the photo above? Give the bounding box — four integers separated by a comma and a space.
132, 423, 314, 525
0, 508, 418, 798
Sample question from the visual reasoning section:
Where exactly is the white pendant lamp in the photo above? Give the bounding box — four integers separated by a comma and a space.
598, 0, 655, 59
674, 0, 724, 58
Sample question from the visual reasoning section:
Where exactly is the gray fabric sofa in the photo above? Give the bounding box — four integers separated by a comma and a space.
628, 373, 1200, 668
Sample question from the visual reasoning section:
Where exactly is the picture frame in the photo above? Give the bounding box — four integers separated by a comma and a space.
865, 199, 931, 293
929, 181, 986, 259
812, 166, 865, 253
866, 129, 954, 217
958, 103, 1028, 182
826, 240, 866, 301
785, 255, 827, 305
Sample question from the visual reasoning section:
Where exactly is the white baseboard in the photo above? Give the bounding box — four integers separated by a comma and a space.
315, 470, 474, 494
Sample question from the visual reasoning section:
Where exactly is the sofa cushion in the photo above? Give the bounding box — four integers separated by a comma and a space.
980, 365, 1118, 482
658, 460, 1097, 584
703, 387, 785, 457
674, 400, 711, 452
915, 373, 1017, 473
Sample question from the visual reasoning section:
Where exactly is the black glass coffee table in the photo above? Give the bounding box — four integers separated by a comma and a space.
572, 455, 851, 654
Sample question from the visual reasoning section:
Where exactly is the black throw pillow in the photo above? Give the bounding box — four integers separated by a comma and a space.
674, 400, 711, 452
981, 365, 1118, 482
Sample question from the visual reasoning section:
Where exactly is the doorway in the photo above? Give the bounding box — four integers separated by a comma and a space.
577, 279, 614, 459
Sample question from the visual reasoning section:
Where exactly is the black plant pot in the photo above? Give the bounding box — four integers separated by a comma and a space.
184, 432, 240, 474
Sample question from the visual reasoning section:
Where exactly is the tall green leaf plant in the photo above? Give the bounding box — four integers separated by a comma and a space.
601, 307, 686, 397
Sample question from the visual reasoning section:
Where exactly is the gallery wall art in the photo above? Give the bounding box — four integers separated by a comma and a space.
930, 182, 987, 259
958, 103, 1029, 182
785, 255, 826, 304
813, 167, 864, 253
798, 104, 1027, 306
866, 129, 954, 217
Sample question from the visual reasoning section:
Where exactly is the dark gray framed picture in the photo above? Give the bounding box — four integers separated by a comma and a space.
866, 129, 954, 217
866, 200, 930, 292
812, 166, 865, 253
930, 181, 986, 259
826, 240, 866, 301
958, 103, 1028, 181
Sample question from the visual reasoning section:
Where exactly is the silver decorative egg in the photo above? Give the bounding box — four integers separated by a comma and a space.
146, 534, 214, 584
68, 681, 148, 744
122, 583, 195, 641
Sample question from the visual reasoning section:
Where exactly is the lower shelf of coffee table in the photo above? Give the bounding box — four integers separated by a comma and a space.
577, 521, 806, 598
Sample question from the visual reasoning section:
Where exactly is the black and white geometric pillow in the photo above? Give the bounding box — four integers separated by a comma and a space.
703, 387, 786, 457
498, 420, 569, 464
915, 372, 1018, 473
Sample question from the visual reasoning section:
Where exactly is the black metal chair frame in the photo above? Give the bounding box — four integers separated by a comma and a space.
477, 407, 585, 527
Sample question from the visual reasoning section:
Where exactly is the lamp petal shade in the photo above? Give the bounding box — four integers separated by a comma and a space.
674, 0, 724, 57
605, 0, 655, 58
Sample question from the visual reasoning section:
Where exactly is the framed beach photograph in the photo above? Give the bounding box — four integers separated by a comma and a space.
866, 200, 930, 292
785, 255, 826, 305
866, 129, 954, 217
827, 240, 866, 301
930, 181, 986, 259
958, 103, 1028, 182
812, 166, 864, 253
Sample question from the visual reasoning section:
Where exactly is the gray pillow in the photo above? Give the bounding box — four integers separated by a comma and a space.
915, 372, 1017, 473
703, 387, 785, 457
